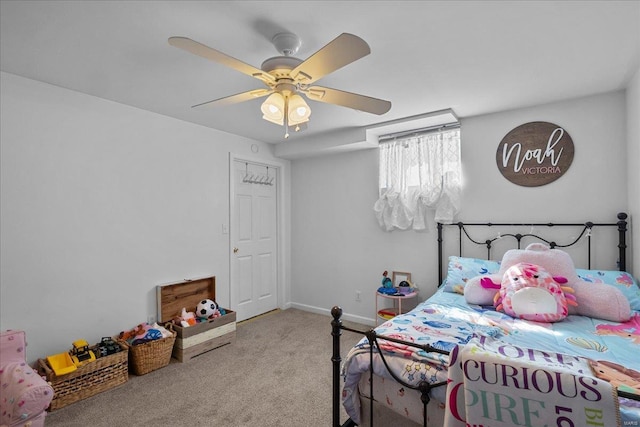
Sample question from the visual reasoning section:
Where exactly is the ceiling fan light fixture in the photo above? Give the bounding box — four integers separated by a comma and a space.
261, 93, 285, 124
287, 94, 311, 125
262, 114, 284, 126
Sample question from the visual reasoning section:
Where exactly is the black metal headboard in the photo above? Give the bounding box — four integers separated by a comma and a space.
437, 212, 628, 285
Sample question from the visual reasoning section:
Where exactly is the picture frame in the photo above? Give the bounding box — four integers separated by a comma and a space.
392, 271, 412, 287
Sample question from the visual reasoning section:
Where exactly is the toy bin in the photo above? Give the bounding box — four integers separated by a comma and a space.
119, 324, 176, 376
37, 342, 128, 410
157, 276, 236, 362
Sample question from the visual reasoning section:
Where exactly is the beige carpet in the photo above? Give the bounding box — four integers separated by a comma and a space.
44, 308, 366, 427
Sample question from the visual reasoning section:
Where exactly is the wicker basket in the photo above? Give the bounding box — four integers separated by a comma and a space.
37, 342, 128, 410
121, 327, 176, 376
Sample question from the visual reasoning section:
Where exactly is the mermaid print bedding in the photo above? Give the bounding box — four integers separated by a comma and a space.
341, 287, 640, 425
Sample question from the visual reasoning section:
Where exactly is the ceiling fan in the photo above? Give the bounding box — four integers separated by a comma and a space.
168, 32, 392, 138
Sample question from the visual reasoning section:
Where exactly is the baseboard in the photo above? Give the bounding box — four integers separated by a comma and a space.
288, 302, 376, 327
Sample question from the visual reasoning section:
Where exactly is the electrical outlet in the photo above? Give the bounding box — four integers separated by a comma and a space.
147, 315, 156, 324
355, 290, 361, 302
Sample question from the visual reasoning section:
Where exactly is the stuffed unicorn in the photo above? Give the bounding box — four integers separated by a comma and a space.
464, 243, 631, 322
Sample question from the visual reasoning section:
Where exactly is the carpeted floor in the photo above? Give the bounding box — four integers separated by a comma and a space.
44, 308, 366, 427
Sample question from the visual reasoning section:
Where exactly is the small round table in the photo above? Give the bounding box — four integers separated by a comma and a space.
375, 290, 418, 325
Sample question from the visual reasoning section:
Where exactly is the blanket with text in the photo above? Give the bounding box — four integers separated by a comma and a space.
444, 335, 620, 427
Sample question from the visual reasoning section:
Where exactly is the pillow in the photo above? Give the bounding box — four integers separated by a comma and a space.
576, 268, 640, 311
442, 256, 501, 294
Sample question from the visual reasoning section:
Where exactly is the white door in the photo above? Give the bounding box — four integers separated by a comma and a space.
231, 159, 278, 321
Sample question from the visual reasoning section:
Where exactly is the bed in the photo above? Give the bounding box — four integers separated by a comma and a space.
331, 212, 639, 427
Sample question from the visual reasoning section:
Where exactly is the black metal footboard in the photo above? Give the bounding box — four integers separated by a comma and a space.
331, 306, 360, 427
332, 306, 449, 427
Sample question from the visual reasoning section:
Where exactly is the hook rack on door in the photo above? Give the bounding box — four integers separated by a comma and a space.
243, 163, 274, 185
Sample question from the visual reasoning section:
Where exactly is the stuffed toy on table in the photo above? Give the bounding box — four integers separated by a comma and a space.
464, 243, 631, 322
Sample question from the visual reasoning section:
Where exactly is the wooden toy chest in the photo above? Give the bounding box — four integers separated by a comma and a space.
156, 276, 236, 362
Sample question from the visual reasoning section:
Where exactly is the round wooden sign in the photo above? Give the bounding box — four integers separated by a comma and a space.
496, 121, 574, 187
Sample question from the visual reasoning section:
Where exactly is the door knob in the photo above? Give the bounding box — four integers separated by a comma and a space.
233, 247, 239, 253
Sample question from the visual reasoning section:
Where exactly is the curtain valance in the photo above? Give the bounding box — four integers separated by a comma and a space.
374, 128, 462, 231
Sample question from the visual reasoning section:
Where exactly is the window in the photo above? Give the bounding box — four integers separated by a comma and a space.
374, 127, 462, 231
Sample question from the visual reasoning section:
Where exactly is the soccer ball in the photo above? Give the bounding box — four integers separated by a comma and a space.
196, 299, 218, 319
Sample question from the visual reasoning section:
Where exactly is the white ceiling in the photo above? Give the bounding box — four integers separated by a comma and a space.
1, 1, 639, 145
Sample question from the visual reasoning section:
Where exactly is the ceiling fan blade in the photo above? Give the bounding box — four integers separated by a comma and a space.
192, 89, 272, 109
290, 33, 371, 84
169, 36, 275, 85
305, 86, 391, 115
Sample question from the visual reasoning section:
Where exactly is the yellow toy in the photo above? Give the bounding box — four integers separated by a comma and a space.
46, 352, 77, 376
70, 339, 96, 367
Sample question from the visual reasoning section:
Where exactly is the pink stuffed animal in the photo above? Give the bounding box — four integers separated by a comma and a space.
488, 262, 577, 322
464, 243, 631, 322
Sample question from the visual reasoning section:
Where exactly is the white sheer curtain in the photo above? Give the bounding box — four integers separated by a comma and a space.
374, 128, 462, 231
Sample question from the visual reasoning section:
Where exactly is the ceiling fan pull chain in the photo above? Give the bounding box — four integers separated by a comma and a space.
284, 96, 290, 139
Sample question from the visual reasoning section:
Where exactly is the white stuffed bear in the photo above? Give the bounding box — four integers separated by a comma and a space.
464, 243, 631, 322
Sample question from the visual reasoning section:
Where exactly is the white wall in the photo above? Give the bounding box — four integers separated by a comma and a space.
460, 91, 627, 223
290, 148, 435, 324
0, 72, 290, 364
290, 91, 630, 325
627, 66, 640, 275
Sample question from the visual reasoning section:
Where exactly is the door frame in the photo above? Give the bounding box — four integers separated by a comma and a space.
229, 152, 288, 316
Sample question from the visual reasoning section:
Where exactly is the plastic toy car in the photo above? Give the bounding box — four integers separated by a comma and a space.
70, 339, 96, 367
96, 337, 121, 357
